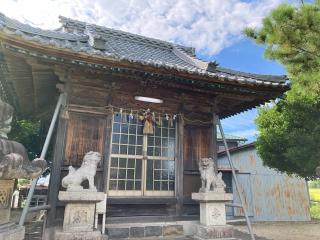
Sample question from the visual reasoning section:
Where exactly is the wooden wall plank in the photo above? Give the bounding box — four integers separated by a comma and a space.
64, 112, 106, 166
183, 125, 211, 171
183, 124, 212, 198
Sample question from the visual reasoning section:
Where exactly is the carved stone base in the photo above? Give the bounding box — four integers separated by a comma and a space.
192, 192, 233, 226
55, 229, 102, 240
63, 202, 96, 232
0, 180, 14, 225
0, 222, 25, 240
58, 191, 105, 233
194, 224, 234, 239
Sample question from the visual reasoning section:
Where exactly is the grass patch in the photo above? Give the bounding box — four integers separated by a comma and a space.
309, 188, 320, 201
309, 188, 320, 219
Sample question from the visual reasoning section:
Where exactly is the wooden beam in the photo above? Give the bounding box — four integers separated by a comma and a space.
107, 197, 177, 205
212, 112, 218, 174
175, 114, 184, 216
103, 107, 113, 192
46, 113, 68, 227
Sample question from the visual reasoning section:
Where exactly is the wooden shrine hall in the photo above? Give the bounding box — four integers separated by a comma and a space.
0, 13, 289, 237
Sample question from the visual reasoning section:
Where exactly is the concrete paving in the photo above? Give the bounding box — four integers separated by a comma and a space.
233, 221, 320, 240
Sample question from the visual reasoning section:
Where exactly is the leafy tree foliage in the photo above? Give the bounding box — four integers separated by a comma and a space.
8, 118, 43, 160
8, 117, 53, 177
245, 1, 320, 178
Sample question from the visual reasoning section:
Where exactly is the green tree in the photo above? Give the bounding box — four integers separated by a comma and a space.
8, 118, 43, 160
244, 1, 320, 178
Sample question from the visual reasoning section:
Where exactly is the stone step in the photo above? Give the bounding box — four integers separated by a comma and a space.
106, 224, 184, 239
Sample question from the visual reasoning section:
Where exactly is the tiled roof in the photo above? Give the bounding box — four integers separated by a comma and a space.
218, 142, 255, 155
217, 132, 247, 141
0, 13, 288, 87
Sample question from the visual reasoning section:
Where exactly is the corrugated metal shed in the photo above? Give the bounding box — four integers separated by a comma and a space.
218, 143, 311, 221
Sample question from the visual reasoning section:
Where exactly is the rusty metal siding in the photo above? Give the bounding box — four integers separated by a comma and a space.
218, 146, 311, 221
251, 175, 310, 221
233, 173, 254, 217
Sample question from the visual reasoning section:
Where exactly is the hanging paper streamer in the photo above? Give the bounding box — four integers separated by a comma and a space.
169, 115, 173, 127
139, 109, 155, 134
157, 113, 162, 126
110, 105, 179, 127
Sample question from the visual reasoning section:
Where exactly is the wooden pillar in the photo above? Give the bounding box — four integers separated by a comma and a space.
103, 107, 113, 192
211, 112, 218, 174
46, 112, 68, 227
175, 114, 184, 216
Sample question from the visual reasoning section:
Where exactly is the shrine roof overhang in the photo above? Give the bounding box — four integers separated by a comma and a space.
0, 13, 289, 118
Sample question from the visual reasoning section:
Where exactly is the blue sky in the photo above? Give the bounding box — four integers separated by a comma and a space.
211, 39, 286, 142
0, 0, 289, 141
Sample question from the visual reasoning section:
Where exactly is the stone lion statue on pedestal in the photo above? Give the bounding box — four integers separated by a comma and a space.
62, 151, 102, 191
198, 157, 226, 193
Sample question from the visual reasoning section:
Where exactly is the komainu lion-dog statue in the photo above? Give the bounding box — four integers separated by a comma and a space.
198, 157, 226, 192
62, 151, 102, 191
0, 99, 47, 180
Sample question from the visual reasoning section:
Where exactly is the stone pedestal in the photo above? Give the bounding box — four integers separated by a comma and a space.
0, 180, 25, 240
192, 191, 234, 239
56, 191, 105, 240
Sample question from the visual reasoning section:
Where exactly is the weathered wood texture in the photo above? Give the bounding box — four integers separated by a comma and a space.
183, 125, 211, 171
47, 115, 67, 227
183, 124, 212, 198
183, 173, 201, 198
67, 71, 215, 120
64, 112, 107, 166
5, 55, 34, 114
211, 112, 218, 173
107, 204, 177, 217
175, 115, 184, 216
103, 108, 113, 192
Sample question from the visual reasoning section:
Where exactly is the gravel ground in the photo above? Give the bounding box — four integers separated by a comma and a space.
233, 221, 320, 240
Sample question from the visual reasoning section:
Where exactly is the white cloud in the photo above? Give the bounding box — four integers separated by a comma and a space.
0, 0, 285, 55
220, 109, 259, 141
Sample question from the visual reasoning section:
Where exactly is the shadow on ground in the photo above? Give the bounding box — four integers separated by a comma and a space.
234, 229, 271, 240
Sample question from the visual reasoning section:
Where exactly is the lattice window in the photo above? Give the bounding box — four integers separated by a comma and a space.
109, 157, 142, 192
108, 112, 176, 197
146, 159, 175, 192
